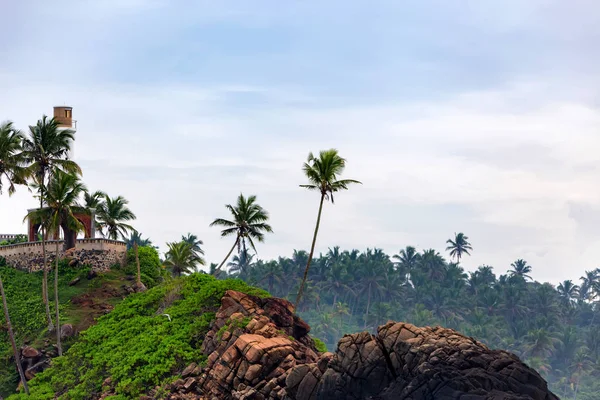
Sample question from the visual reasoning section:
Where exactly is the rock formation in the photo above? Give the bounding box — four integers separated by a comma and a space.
167, 291, 559, 400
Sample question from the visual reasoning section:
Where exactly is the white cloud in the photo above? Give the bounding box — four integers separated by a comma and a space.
2, 77, 600, 284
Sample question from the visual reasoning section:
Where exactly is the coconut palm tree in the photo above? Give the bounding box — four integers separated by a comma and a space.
125, 230, 154, 250
210, 193, 273, 275
181, 233, 206, 266
0, 122, 29, 394
227, 249, 255, 278
21, 115, 80, 332
96, 195, 136, 240
557, 280, 580, 306
0, 121, 26, 195
508, 259, 532, 281
27, 169, 86, 356
295, 149, 361, 309
445, 232, 473, 263
163, 241, 199, 277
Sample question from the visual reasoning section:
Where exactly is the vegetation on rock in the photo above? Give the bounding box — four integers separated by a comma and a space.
8, 274, 268, 399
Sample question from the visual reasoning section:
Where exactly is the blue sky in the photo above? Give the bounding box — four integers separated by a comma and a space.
1, 0, 600, 283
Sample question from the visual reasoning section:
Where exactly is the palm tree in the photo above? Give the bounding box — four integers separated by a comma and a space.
445, 232, 473, 263
295, 149, 361, 309
125, 230, 154, 250
0, 122, 29, 394
393, 246, 419, 282
163, 241, 199, 277
227, 249, 255, 278
210, 193, 273, 275
557, 280, 580, 306
27, 169, 86, 356
0, 273, 29, 394
0, 121, 26, 195
96, 195, 136, 240
509, 259, 532, 281
21, 115, 80, 332
181, 233, 206, 266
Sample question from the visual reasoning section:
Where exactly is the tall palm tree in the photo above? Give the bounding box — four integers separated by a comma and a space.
163, 241, 199, 277
181, 233, 206, 266
295, 149, 361, 309
393, 246, 419, 282
96, 195, 136, 240
21, 115, 80, 332
210, 193, 273, 274
445, 232, 473, 263
27, 169, 86, 356
0, 121, 26, 195
508, 259, 532, 281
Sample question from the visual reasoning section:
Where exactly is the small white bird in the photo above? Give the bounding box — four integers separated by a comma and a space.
162, 314, 172, 322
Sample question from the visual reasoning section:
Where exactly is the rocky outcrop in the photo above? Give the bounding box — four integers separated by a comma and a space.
20, 344, 53, 381
168, 290, 320, 399
307, 323, 558, 400
166, 292, 558, 400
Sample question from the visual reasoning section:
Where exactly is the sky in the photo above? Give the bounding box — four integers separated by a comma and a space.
1, 0, 599, 283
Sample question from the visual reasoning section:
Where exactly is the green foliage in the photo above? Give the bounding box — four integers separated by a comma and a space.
0, 235, 27, 246
313, 338, 328, 353
123, 246, 163, 287
219, 245, 600, 399
9, 274, 268, 399
0, 261, 92, 397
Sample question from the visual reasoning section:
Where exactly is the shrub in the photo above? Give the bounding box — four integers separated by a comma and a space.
122, 246, 164, 288
9, 274, 269, 399
313, 337, 328, 353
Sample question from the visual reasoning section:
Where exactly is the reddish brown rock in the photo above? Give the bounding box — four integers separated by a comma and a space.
21, 346, 40, 359
166, 291, 558, 400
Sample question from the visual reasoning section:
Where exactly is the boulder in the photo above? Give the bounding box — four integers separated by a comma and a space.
60, 323, 75, 339
21, 346, 40, 359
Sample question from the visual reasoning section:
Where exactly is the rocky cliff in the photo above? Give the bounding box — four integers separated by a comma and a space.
167, 291, 559, 400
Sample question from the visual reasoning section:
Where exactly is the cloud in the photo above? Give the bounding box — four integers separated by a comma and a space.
2, 1, 600, 284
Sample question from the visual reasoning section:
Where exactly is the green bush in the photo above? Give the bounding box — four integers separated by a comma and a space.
313, 337, 328, 353
122, 246, 164, 288
0, 261, 91, 397
9, 274, 269, 399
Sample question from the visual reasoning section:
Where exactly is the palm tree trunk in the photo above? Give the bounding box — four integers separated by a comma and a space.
134, 241, 141, 285
365, 283, 372, 329
295, 193, 325, 309
54, 239, 62, 356
0, 274, 30, 395
40, 194, 54, 332
213, 237, 239, 276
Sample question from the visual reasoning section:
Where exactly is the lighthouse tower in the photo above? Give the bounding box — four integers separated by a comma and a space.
53, 106, 76, 159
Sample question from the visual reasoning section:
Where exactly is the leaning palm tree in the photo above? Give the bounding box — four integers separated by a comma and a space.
163, 241, 199, 277
210, 193, 273, 275
21, 115, 80, 332
295, 149, 361, 309
445, 232, 473, 263
0, 121, 26, 195
27, 169, 86, 356
96, 195, 136, 240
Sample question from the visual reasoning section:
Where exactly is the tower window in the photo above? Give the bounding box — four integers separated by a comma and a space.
65, 109, 72, 118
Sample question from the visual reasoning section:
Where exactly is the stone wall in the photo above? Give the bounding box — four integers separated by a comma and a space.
0, 239, 127, 273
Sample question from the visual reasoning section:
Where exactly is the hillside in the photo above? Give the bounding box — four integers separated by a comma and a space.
4, 274, 559, 399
